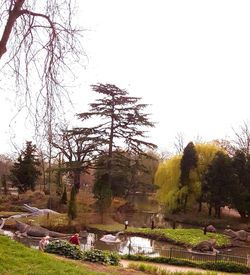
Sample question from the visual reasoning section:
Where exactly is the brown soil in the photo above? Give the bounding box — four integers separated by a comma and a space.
51, 254, 145, 275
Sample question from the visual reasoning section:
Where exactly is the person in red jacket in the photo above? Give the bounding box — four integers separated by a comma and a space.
69, 233, 80, 245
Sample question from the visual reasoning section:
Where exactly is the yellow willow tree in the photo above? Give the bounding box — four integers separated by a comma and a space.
155, 142, 223, 213
155, 155, 181, 212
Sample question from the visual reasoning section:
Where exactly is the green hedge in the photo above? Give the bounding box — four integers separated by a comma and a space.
45, 240, 84, 259
124, 254, 250, 274
83, 249, 120, 266
200, 261, 250, 273
45, 240, 120, 265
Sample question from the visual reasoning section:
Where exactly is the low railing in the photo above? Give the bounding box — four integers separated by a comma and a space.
125, 245, 249, 267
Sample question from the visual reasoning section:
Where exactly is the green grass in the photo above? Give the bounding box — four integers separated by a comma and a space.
128, 262, 218, 275
0, 236, 105, 275
90, 222, 125, 232
89, 224, 230, 247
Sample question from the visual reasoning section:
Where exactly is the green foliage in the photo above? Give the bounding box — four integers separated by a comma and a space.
155, 143, 223, 213
230, 150, 250, 219
77, 83, 157, 199
0, 236, 102, 275
125, 254, 250, 273
128, 262, 217, 275
77, 83, 156, 156
180, 142, 198, 185
10, 141, 41, 193
155, 155, 181, 212
205, 151, 235, 218
83, 249, 120, 265
61, 185, 67, 204
45, 241, 120, 266
68, 185, 77, 220
125, 254, 197, 267
45, 239, 84, 259
93, 173, 112, 218
95, 150, 159, 198
179, 142, 198, 211
126, 228, 229, 247
199, 261, 250, 273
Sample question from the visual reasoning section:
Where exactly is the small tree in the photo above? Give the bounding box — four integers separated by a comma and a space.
10, 141, 41, 193
68, 185, 77, 220
61, 185, 68, 205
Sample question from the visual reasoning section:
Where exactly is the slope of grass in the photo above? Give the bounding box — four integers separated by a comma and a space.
0, 236, 105, 275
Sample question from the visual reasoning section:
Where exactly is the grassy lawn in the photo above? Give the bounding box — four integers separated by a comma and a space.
0, 236, 105, 275
89, 224, 230, 247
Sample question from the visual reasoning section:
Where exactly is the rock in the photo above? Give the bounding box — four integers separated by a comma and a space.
192, 239, 217, 253
206, 225, 216, 233
224, 229, 250, 242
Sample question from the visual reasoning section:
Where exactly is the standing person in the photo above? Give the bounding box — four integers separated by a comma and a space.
151, 219, 155, 230
203, 224, 207, 235
39, 235, 50, 251
69, 233, 80, 245
124, 220, 128, 230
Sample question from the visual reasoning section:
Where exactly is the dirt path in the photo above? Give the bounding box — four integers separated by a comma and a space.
52, 254, 234, 274
121, 259, 237, 274
121, 259, 208, 273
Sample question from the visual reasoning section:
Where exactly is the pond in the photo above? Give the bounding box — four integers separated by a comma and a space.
2, 229, 250, 259
8, 231, 181, 257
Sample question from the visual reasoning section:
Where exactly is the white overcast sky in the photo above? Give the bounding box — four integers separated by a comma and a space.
1, 0, 250, 154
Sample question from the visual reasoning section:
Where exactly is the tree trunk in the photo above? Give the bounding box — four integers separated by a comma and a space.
208, 204, 212, 216
73, 170, 81, 191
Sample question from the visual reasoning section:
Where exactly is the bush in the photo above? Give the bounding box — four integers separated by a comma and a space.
199, 261, 250, 273
128, 262, 218, 275
45, 240, 84, 260
83, 249, 120, 265
125, 254, 196, 267
124, 254, 250, 273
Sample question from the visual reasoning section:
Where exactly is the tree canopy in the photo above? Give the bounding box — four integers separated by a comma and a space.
77, 83, 157, 187
155, 142, 223, 213
10, 141, 41, 192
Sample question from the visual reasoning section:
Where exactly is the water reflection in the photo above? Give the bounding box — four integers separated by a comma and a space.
119, 236, 160, 257
2, 230, 250, 259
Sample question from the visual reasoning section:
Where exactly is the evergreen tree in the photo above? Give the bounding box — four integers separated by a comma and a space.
10, 141, 40, 193
205, 151, 234, 218
68, 186, 77, 220
179, 142, 198, 211
231, 150, 250, 220
77, 83, 156, 189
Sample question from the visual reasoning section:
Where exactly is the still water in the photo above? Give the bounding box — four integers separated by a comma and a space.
9, 231, 181, 257
3, 230, 250, 259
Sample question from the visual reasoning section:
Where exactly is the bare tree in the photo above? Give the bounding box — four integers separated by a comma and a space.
174, 132, 185, 154
232, 121, 250, 156
52, 127, 102, 191
0, 0, 83, 123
